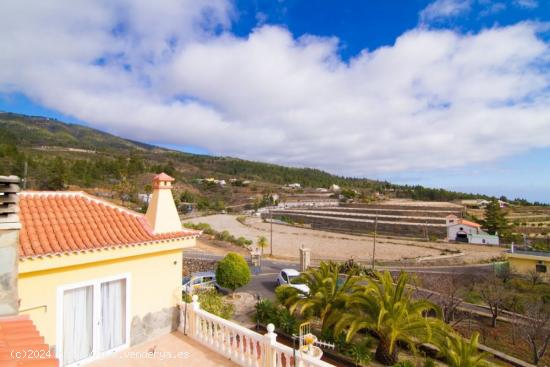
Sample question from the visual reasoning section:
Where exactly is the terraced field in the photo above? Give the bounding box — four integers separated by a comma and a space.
189, 214, 505, 265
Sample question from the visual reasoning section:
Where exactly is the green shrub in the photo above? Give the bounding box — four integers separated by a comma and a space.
236, 216, 247, 224
254, 299, 298, 335
275, 285, 299, 306
345, 338, 373, 366
197, 289, 234, 319
423, 359, 436, 367
235, 236, 251, 247
275, 308, 298, 335
215, 230, 233, 241
216, 252, 251, 293
183, 222, 215, 235
255, 299, 277, 324
182, 289, 234, 319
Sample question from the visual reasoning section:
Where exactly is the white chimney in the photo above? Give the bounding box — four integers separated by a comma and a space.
145, 173, 182, 234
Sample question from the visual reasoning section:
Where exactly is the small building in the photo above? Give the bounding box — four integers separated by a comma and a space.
446, 215, 499, 245
461, 199, 490, 208
330, 184, 341, 193
507, 247, 550, 280
17, 173, 200, 366
137, 192, 152, 203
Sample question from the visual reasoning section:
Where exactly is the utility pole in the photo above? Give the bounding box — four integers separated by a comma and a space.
372, 216, 378, 270
270, 209, 273, 256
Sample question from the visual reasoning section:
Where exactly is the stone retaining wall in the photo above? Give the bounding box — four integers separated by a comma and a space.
266, 212, 447, 238
304, 206, 462, 218
273, 209, 447, 225
182, 258, 217, 276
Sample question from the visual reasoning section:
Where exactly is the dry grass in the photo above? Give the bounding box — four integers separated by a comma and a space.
189, 215, 505, 264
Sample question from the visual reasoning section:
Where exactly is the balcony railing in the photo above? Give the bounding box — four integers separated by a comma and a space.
179, 296, 335, 367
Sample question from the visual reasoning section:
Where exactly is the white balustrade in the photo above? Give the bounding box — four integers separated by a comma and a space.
271, 342, 334, 367
178, 296, 334, 367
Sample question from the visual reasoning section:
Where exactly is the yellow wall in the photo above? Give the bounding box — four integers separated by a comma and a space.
507, 253, 550, 279
18, 238, 195, 346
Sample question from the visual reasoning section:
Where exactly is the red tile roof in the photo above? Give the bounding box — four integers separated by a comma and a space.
19, 192, 198, 258
153, 172, 175, 181
459, 219, 481, 228
0, 315, 58, 367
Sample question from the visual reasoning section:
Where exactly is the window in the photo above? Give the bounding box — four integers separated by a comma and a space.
58, 274, 130, 366
536, 263, 547, 273
281, 271, 288, 282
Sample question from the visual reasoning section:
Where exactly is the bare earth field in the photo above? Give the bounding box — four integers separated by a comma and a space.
188, 215, 505, 264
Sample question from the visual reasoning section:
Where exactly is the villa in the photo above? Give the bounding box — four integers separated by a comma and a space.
0, 174, 334, 367
16, 173, 200, 365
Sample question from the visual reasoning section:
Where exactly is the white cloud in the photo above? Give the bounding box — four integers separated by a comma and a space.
514, 0, 538, 9
420, 0, 472, 23
0, 2, 549, 176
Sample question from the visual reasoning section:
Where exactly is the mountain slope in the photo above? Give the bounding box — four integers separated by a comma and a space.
0, 111, 498, 207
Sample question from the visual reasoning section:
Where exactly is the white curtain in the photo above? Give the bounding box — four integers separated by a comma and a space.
100, 279, 126, 352
63, 286, 93, 366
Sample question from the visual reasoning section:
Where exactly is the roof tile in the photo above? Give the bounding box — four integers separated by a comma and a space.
0, 316, 58, 367
19, 192, 198, 258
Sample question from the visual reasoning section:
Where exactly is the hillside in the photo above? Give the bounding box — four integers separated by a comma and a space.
0, 111, 507, 211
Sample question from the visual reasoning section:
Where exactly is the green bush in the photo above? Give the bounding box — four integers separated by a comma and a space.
275, 285, 299, 306
254, 299, 298, 335
182, 289, 234, 319
216, 230, 234, 242
235, 236, 251, 247
197, 289, 234, 319
423, 359, 436, 367
344, 338, 373, 366
183, 222, 215, 235
216, 252, 251, 293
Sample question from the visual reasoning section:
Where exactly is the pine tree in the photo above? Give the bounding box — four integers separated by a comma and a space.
483, 200, 508, 235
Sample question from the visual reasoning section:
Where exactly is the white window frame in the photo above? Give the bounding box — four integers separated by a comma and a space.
56, 273, 132, 367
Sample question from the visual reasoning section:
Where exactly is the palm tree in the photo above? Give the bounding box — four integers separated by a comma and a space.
335, 271, 448, 365
286, 261, 359, 332
439, 333, 490, 367
256, 236, 268, 256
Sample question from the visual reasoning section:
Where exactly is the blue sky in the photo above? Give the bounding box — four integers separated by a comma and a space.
0, 0, 549, 202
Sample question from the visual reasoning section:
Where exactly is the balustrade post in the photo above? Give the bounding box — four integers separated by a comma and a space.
263, 323, 277, 367
190, 294, 200, 338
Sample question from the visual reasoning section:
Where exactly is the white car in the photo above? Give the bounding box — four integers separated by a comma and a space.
182, 271, 218, 294
276, 269, 310, 295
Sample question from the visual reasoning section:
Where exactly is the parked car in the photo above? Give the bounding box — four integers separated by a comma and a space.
182, 271, 218, 294
276, 269, 310, 295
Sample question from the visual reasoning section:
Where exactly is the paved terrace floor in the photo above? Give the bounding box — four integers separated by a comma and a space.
88, 332, 238, 367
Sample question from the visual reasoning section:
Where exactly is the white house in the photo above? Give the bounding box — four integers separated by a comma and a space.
446, 215, 499, 245
330, 184, 341, 193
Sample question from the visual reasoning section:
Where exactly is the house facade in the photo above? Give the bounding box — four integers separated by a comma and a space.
446, 215, 499, 245
17, 173, 199, 366
507, 247, 550, 279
